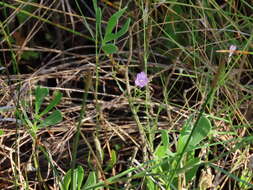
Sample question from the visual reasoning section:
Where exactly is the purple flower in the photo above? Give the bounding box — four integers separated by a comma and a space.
135, 72, 148, 88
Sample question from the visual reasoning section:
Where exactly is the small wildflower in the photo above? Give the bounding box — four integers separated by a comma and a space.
229, 45, 237, 58
135, 72, 148, 88
228, 45, 237, 63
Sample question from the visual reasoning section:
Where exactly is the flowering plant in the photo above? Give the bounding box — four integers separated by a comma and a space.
135, 72, 148, 88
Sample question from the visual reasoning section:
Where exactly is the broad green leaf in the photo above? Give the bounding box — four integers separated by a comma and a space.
102, 44, 118, 54
103, 18, 130, 43
73, 166, 84, 190
39, 91, 62, 117
104, 7, 127, 38
77, 166, 84, 190
35, 86, 49, 114
38, 110, 62, 128
155, 130, 170, 158
60, 169, 72, 190
82, 171, 97, 189
177, 115, 211, 153
0, 129, 4, 136
189, 116, 212, 148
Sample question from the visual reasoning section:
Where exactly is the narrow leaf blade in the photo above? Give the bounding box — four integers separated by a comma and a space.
103, 18, 130, 43
104, 7, 127, 37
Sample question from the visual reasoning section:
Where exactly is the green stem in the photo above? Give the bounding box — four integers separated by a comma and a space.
70, 74, 91, 190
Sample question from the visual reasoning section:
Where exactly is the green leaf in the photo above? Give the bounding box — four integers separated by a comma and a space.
38, 110, 62, 128
177, 116, 212, 153
146, 179, 156, 190
97, 7, 102, 40
103, 18, 130, 43
92, 0, 98, 12
104, 7, 127, 38
73, 166, 84, 190
102, 44, 118, 54
17, 0, 37, 24
177, 116, 193, 153
60, 167, 84, 190
21, 51, 40, 61
164, 5, 185, 48
39, 91, 62, 117
189, 116, 212, 148
0, 129, 4, 136
154, 145, 166, 158
161, 130, 169, 149
155, 130, 171, 158
105, 149, 117, 171
185, 157, 200, 183
239, 169, 253, 189
35, 86, 49, 115
21, 108, 36, 135
60, 169, 72, 190
82, 171, 97, 189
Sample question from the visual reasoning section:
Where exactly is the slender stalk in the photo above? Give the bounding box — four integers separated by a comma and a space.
70, 73, 92, 190
92, 0, 104, 178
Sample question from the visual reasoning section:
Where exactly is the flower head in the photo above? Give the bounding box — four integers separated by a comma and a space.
229, 45, 237, 58
135, 72, 148, 88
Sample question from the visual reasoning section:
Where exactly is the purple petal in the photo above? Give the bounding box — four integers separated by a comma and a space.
135, 72, 148, 87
